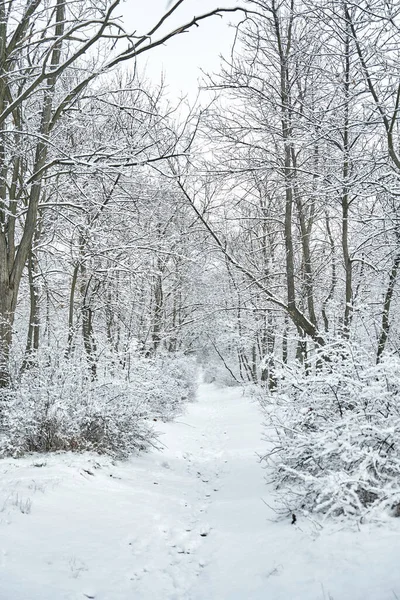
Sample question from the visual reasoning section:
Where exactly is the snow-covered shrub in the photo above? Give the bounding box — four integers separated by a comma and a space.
0, 353, 197, 459
0, 366, 156, 459
152, 353, 197, 418
262, 344, 400, 521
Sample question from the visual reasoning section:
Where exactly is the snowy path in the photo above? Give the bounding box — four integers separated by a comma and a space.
1, 383, 400, 599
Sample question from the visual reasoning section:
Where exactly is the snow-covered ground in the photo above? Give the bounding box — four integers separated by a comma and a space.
1, 383, 400, 600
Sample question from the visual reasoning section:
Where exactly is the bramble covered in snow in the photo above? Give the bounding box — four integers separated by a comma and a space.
261, 343, 400, 521
0, 353, 196, 459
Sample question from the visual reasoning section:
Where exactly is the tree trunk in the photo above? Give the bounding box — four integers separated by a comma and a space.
21, 250, 41, 372
0, 0, 65, 386
65, 263, 79, 358
376, 248, 400, 362
341, 12, 353, 337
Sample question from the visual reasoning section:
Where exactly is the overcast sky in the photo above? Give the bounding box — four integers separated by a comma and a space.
121, 0, 241, 99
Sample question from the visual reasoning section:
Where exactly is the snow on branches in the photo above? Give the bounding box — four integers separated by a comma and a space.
262, 345, 400, 521
0, 353, 196, 459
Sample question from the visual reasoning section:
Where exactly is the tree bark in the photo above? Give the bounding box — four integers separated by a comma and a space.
376, 246, 400, 362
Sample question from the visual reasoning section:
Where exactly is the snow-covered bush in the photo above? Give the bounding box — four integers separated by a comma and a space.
154, 353, 197, 417
0, 353, 197, 459
262, 344, 400, 521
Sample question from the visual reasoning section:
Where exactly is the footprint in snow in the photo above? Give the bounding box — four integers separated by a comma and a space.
198, 559, 207, 568
199, 524, 211, 537
130, 567, 149, 581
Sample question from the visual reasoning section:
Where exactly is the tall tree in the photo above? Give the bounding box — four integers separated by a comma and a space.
0, 0, 243, 386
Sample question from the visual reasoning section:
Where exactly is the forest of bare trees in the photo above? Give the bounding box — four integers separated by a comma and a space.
1, 0, 400, 519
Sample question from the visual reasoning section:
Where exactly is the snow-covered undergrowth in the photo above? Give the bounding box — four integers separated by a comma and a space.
2, 383, 400, 600
261, 344, 400, 521
0, 353, 196, 459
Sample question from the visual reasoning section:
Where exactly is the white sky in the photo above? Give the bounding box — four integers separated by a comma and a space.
120, 0, 241, 99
